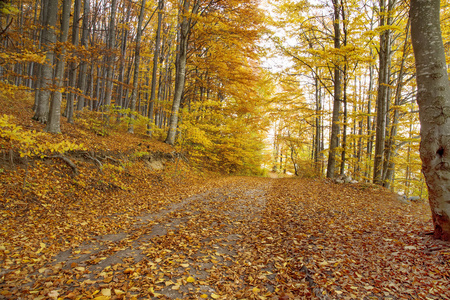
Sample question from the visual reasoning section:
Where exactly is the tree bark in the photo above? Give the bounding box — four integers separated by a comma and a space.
46, 0, 71, 133
104, 0, 117, 109
127, 0, 147, 133
326, 0, 341, 178
373, 0, 393, 184
410, 0, 450, 240
32, 0, 58, 123
65, 0, 81, 124
76, 0, 90, 111
147, 0, 164, 136
383, 19, 410, 187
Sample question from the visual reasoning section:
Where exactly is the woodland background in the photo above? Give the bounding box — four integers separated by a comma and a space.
1, 0, 448, 197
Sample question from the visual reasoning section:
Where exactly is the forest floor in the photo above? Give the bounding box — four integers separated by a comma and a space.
1, 94, 450, 299
1, 174, 450, 300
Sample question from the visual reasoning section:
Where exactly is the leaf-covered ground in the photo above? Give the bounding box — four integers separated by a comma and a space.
1, 95, 449, 299
1, 174, 449, 300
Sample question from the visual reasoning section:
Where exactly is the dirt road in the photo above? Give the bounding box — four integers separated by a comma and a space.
1, 177, 448, 299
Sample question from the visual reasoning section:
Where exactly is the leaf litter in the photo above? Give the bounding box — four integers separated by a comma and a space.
1, 172, 449, 299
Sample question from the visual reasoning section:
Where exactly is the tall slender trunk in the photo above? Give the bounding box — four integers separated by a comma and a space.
326, 0, 342, 178
147, 0, 164, 136
104, 0, 117, 109
340, 72, 348, 176
33, 0, 48, 112
46, 0, 72, 133
383, 19, 410, 187
76, 0, 90, 111
65, 0, 81, 123
373, 0, 394, 184
128, 0, 147, 133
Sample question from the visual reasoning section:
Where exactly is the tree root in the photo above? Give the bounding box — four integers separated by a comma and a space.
48, 154, 78, 175
84, 153, 103, 170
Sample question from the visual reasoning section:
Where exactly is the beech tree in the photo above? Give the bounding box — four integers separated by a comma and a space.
410, 0, 450, 240
326, 0, 342, 179
32, 0, 58, 123
165, 0, 202, 145
46, 0, 72, 133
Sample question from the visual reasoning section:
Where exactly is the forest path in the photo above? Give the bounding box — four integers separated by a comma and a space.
4, 177, 277, 299
2, 177, 449, 299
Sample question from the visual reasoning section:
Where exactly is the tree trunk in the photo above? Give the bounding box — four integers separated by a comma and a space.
116, 2, 131, 115
373, 0, 393, 184
104, 0, 117, 109
383, 19, 410, 187
326, 0, 341, 178
76, 0, 90, 111
147, 0, 164, 136
33, 0, 48, 112
410, 0, 450, 240
340, 65, 348, 176
127, 0, 146, 133
32, 0, 58, 123
46, 0, 71, 133
65, 0, 81, 123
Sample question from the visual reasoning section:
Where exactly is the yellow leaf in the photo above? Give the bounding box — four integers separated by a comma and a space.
211, 293, 220, 299
186, 276, 195, 283
36, 242, 46, 254
200, 294, 208, 299
114, 289, 125, 295
101, 289, 111, 296
252, 287, 260, 294
181, 263, 189, 268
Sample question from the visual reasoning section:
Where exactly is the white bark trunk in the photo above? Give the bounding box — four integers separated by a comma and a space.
411, 0, 450, 240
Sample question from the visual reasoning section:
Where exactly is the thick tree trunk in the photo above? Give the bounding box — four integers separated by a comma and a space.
411, 0, 450, 240
165, 0, 192, 145
46, 0, 71, 133
32, 0, 57, 123
326, 0, 341, 178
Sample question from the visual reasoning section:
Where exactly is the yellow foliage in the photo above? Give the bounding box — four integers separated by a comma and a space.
0, 114, 85, 158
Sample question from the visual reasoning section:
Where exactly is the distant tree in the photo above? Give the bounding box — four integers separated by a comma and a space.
410, 0, 450, 240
